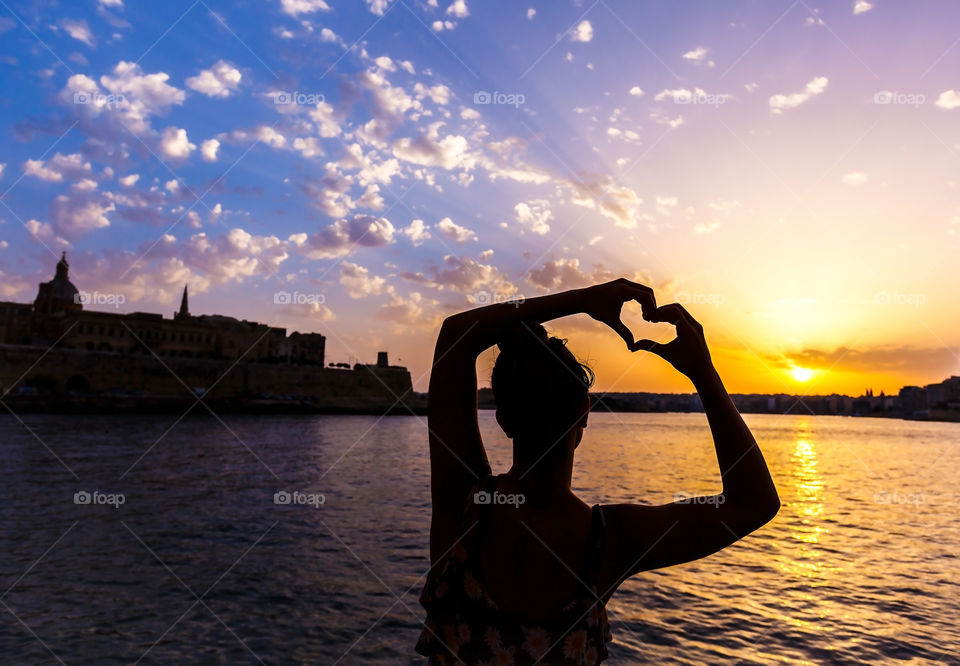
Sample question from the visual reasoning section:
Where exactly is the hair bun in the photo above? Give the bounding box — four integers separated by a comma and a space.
496, 321, 548, 353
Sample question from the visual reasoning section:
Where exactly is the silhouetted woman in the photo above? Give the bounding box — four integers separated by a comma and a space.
416, 279, 780, 664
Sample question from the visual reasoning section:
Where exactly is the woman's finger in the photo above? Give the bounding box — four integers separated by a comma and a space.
631, 338, 665, 356
650, 303, 698, 329
607, 317, 635, 349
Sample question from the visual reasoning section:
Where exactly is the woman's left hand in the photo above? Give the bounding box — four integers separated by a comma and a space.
582, 278, 657, 350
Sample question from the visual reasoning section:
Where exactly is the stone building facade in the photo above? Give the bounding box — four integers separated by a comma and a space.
0, 253, 325, 365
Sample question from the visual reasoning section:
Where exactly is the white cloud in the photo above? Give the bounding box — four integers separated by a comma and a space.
280, 0, 330, 17
61, 61, 186, 136
419, 254, 515, 296
805, 10, 825, 26
292, 137, 324, 159
682, 46, 707, 62
23, 153, 92, 182
145, 227, 291, 283
842, 172, 868, 186
629, 86, 644, 97
446, 0, 469, 18
340, 261, 392, 298
374, 56, 395, 71
436, 217, 477, 244
26, 219, 70, 248
201, 138, 220, 162
100, 62, 185, 110
526, 257, 644, 292
319, 28, 344, 45
50, 192, 114, 237
570, 20, 593, 42
59, 18, 96, 46
566, 176, 643, 228
694, 222, 721, 234
513, 199, 552, 235
160, 127, 196, 159
935, 90, 960, 110
186, 60, 242, 98
854, 1, 873, 14
118, 173, 139, 187
308, 101, 342, 138
224, 125, 287, 149
295, 214, 396, 259
414, 82, 452, 105
0, 163, 5, 180
366, 0, 391, 14
708, 199, 742, 216
745, 82, 760, 93
656, 196, 679, 215
378, 292, 434, 327
403, 219, 431, 246
649, 110, 685, 128
99, 0, 123, 7
526, 8, 535, 19
392, 132, 471, 170
769, 76, 829, 114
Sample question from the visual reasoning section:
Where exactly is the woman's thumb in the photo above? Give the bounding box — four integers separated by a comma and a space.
631, 339, 664, 356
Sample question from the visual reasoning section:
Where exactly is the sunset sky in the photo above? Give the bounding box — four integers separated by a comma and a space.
1, 0, 959, 395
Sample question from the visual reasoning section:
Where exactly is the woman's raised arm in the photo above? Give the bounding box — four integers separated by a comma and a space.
427, 279, 656, 563
602, 302, 780, 596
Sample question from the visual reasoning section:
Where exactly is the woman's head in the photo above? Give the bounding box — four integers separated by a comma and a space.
492, 322, 594, 453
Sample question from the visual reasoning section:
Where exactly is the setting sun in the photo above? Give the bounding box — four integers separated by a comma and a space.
790, 366, 816, 383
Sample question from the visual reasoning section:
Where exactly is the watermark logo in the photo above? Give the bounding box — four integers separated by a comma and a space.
674, 493, 725, 508
670, 90, 727, 108
873, 291, 925, 308
474, 490, 525, 508
473, 90, 526, 108
874, 491, 924, 506
273, 490, 327, 509
273, 291, 326, 306
75, 290, 126, 308
471, 290, 525, 307
873, 91, 925, 108
273, 490, 325, 507
675, 290, 725, 308
74, 490, 125, 509
73, 92, 126, 109
274, 91, 325, 106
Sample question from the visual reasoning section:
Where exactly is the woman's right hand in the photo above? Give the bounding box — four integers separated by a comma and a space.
581, 278, 657, 351
633, 303, 715, 383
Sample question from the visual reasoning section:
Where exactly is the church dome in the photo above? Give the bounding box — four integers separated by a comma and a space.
35, 252, 81, 312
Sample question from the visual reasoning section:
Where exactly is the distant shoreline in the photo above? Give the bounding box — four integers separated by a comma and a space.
3, 396, 959, 424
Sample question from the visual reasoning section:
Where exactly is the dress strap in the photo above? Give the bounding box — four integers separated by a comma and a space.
579, 504, 606, 587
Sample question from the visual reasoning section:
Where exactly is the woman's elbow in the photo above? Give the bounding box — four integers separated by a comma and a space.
725, 494, 780, 537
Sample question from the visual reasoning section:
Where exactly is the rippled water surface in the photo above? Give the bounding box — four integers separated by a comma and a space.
1, 412, 958, 664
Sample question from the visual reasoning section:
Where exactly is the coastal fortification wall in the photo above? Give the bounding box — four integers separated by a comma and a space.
0, 345, 417, 413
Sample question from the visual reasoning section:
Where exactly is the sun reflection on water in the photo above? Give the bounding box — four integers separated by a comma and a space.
788, 421, 830, 585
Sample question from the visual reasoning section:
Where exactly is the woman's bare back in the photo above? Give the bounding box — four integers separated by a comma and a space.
468, 475, 597, 621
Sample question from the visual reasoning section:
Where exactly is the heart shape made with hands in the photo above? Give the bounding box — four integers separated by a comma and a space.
619, 299, 678, 351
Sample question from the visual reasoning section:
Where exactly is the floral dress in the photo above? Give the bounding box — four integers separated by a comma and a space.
416, 476, 612, 665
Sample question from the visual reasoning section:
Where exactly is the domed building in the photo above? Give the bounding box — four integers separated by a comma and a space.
34, 252, 82, 315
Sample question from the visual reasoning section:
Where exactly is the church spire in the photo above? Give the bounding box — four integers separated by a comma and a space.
176, 284, 190, 319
